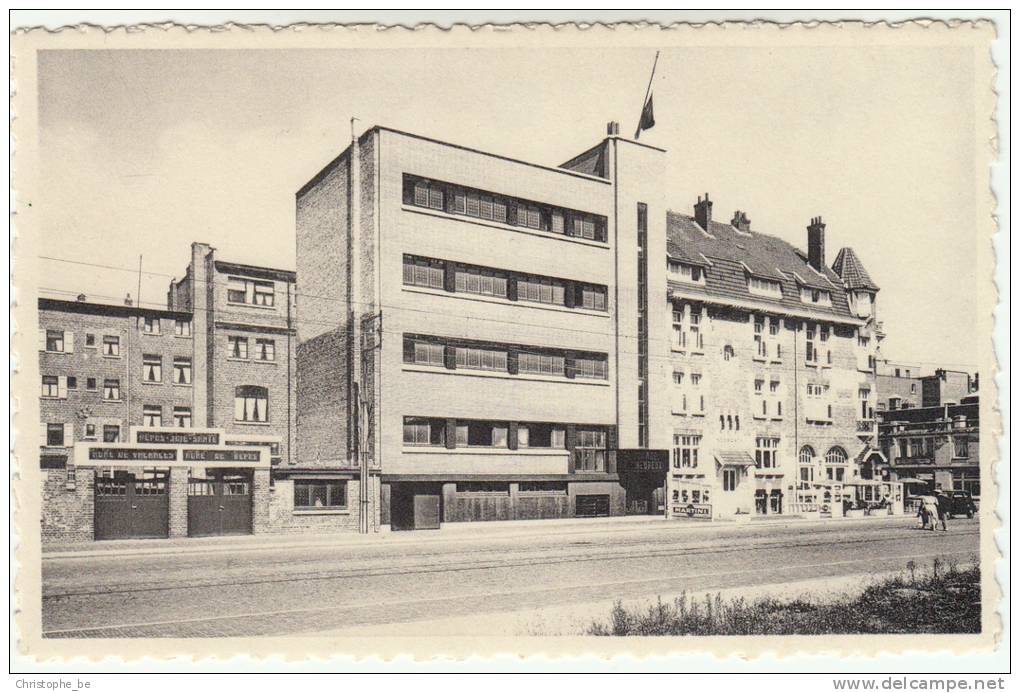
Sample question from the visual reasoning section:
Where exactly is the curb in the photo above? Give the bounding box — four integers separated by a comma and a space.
42, 514, 917, 561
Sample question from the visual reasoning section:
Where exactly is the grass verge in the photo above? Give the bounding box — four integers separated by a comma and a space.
587, 557, 980, 635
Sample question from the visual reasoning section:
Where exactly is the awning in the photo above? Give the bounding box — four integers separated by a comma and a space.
893, 477, 931, 485
845, 478, 884, 486
715, 451, 755, 467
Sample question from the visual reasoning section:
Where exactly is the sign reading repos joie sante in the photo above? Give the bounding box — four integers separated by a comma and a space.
136, 430, 221, 445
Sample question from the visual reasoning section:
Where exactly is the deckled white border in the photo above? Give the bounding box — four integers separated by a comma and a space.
9, 10, 1009, 672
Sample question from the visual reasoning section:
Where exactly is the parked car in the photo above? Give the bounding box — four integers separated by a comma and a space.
948, 490, 978, 519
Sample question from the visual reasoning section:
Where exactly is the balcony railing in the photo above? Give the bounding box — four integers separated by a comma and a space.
856, 420, 876, 433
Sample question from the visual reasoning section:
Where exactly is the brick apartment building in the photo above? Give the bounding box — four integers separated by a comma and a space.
38, 243, 297, 543
877, 396, 980, 501
295, 123, 894, 530
876, 368, 979, 500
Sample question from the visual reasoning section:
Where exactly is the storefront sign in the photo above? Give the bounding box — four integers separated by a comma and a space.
137, 431, 220, 445
671, 502, 712, 519
182, 449, 262, 462
616, 449, 669, 476
88, 448, 177, 461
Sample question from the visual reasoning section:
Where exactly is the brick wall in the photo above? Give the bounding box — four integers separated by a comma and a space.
296, 150, 350, 344
252, 469, 271, 533
169, 466, 188, 538
296, 327, 350, 467
267, 477, 373, 533
41, 468, 93, 544
207, 328, 296, 464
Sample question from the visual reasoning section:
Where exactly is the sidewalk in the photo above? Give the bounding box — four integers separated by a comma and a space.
315, 568, 913, 637
42, 513, 915, 560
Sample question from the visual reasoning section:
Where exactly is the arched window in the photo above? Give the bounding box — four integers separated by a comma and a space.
235, 385, 269, 423
825, 446, 848, 465
799, 445, 815, 465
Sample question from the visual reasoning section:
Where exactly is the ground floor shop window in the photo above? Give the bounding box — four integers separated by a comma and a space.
455, 482, 510, 495
518, 481, 568, 494
294, 480, 347, 510
952, 470, 979, 498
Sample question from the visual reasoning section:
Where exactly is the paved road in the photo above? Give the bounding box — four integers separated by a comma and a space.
41, 516, 979, 638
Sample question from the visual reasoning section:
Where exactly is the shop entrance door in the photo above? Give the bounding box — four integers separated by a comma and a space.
770, 489, 783, 514
390, 483, 442, 531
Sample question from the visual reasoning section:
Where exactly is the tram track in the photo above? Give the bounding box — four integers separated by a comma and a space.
43, 524, 977, 600
42, 547, 976, 638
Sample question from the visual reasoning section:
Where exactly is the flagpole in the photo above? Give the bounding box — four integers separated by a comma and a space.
634, 50, 660, 139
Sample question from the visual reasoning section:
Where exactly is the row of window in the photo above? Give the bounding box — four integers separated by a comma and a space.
893, 436, 969, 460
406, 175, 608, 243
671, 434, 788, 471
40, 321, 195, 356
671, 370, 704, 415
227, 277, 276, 307
671, 263, 837, 310
671, 309, 871, 372
142, 355, 193, 385
41, 375, 121, 400
404, 337, 608, 381
228, 335, 277, 361
449, 481, 570, 496
403, 255, 608, 312
42, 410, 192, 447
41, 378, 268, 424
402, 417, 607, 453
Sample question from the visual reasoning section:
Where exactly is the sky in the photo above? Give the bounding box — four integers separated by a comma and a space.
34, 45, 982, 372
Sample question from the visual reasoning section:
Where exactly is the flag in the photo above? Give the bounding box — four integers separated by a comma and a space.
636, 94, 655, 138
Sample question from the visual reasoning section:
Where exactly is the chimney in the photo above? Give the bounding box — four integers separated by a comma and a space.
731, 210, 751, 232
606, 121, 620, 136
124, 293, 133, 306
76, 293, 87, 302
807, 216, 826, 272
694, 193, 713, 231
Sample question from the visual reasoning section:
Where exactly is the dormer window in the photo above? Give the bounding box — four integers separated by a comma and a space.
800, 287, 832, 307
850, 290, 873, 318
747, 275, 782, 299
668, 260, 705, 285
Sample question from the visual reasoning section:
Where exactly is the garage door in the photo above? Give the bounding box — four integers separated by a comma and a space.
187, 470, 253, 537
94, 470, 170, 540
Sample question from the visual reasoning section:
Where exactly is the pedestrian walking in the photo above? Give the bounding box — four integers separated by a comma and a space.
936, 491, 952, 532
919, 495, 940, 531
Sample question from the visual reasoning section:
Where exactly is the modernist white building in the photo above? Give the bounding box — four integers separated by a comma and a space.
295, 122, 892, 530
